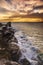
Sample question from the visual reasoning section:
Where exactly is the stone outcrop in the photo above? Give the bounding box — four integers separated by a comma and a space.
9, 43, 21, 61
0, 22, 42, 65
37, 53, 43, 65
0, 22, 21, 64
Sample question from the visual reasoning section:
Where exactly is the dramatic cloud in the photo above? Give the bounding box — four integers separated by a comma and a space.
0, 0, 43, 20
0, 0, 43, 11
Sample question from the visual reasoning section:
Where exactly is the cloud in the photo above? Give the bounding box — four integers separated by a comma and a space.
34, 5, 43, 9
0, 7, 9, 13
0, 0, 43, 17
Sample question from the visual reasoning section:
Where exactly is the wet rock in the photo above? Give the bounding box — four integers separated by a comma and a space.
0, 22, 18, 48
5, 61, 20, 65
9, 43, 21, 61
0, 48, 11, 59
0, 22, 20, 62
0, 23, 3, 27
0, 59, 20, 65
20, 58, 31, 65
0, 43, 21, 61
0, 22, 14, 48
37, 53, 43, 65
0, 22, 41, 65
13, 36, 18, 43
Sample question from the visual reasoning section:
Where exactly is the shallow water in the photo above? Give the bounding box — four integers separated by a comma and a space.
11, 22, 43, 65
12, 23, 43, 53
14, 31, 39, 65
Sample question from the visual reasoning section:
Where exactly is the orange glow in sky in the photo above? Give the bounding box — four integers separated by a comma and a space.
0, 0, 43, 22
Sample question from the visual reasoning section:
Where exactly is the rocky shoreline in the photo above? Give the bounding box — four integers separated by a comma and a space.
0, 22, 43, 65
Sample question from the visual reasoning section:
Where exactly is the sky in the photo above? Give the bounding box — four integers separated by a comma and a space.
0, 0, 43, 22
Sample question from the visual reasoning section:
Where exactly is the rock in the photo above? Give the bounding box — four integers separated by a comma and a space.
9, 43, 21, 61
0, 22, 41, 65
0, 22, 21, 62
0, 22, 14, 48
5, 61, 20, 65
0, 43, 21, 62
0, 23, 3, 27
13, 36, 18, 43
20, 58, 31, 65
0, 48, 11, 59
0, 59, 20, 65
37, 53, 43, 65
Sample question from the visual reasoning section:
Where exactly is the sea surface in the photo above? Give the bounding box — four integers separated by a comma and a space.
12, 22, 43, 53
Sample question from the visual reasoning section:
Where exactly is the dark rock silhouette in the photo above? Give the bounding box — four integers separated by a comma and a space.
38, 53, 43, 65
0, 22, 18, 48
0, 22, 20, 62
